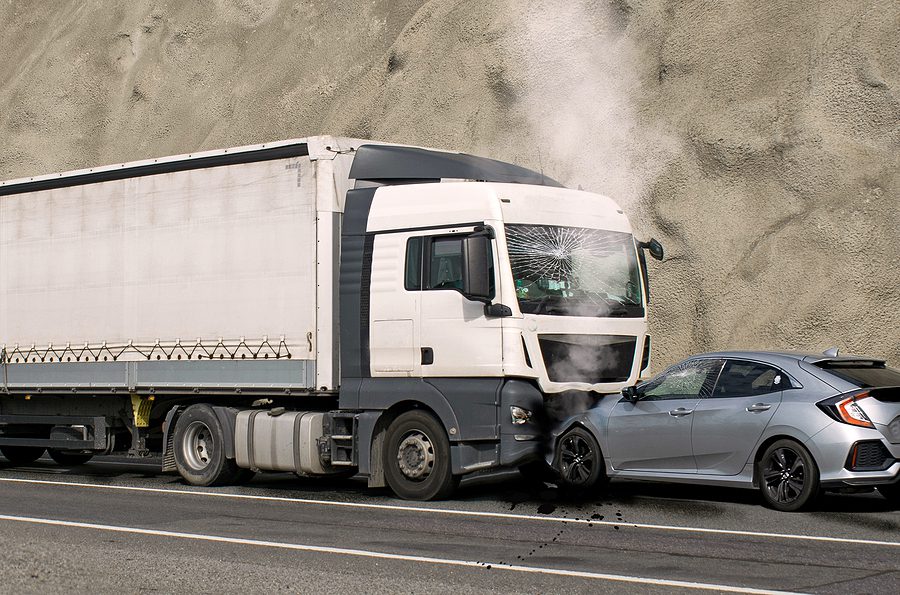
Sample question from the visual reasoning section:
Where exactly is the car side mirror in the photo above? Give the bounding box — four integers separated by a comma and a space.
621, 385, 639, 402
462, 233, 492, 303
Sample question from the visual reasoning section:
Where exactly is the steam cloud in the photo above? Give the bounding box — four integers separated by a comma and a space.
503, 0, 681, 211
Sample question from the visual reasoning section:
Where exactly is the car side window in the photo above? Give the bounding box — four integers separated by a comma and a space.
639, 359, 723, 401
712, 361, 785, 398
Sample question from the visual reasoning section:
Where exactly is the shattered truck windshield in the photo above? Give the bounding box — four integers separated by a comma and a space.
505, 224, 644, 318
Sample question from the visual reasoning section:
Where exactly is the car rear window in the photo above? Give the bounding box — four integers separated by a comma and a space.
816, 363, 900, 388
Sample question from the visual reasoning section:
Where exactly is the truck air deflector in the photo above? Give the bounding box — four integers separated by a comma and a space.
0, 142, 310, 197
339, 188, 377, 391
349, 144, 563, 187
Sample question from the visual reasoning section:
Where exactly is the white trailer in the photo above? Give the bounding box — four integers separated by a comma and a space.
0, 136, 661, 499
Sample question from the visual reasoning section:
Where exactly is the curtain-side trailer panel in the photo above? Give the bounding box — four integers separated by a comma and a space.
1, 155, 325, 393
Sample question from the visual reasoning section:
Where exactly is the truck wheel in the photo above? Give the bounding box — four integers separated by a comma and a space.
0, 446, 45, 465
48, 449, 94, 466
383, 410, 459, 501
174, 404, 242, 486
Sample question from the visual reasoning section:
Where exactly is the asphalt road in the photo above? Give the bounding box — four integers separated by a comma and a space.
0, 456, 897, 594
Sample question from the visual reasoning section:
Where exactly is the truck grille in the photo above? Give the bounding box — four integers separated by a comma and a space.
538, 335, 636, 384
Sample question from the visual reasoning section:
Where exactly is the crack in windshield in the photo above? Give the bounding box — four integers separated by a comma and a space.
506, 224, 643, 318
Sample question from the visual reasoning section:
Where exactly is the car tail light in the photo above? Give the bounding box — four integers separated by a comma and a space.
817, 390, 875, 428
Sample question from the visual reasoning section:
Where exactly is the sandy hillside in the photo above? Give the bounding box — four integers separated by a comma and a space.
0, 0, 897, 368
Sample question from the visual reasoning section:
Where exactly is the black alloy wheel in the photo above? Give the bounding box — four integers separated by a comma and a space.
758, 439, 820, 512
554, 426, 605, 489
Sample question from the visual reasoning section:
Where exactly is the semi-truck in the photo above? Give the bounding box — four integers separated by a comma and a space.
0, 136, 661, 499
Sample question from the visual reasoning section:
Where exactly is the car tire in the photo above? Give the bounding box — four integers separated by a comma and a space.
0, 446, 45, 466
48, 449, 94, 466
173, 404, 243, 486
383, 410, 459, 501
554, 426, 606, 490
757, 439, 820, 512
878, 483, 900, 504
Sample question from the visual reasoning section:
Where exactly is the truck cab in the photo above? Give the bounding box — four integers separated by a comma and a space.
335, 144, 655, 499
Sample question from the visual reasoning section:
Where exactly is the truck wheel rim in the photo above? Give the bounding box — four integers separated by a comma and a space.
397, 431, 434, 481
762, 447, 805, 504
182, 421, 213, 471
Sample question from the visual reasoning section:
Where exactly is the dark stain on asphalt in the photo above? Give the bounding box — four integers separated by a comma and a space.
537, 503, 557, 515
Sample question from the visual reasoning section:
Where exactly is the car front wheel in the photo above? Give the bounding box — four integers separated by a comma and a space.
757, 439, 820, 512
554, 426, 606, 489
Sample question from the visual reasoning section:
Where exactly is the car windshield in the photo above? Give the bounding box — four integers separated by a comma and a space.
505, 224, 643, 317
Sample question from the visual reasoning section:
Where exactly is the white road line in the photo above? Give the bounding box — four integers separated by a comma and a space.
0, 513, 803, 595
0, 476, 897, 549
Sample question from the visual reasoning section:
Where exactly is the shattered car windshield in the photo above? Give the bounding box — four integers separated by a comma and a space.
505, 224, 644, 318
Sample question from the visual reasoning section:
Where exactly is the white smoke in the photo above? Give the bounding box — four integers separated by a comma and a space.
502, 0, 681, 211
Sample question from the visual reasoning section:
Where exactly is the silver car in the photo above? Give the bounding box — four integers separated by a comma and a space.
550, 351, 900, 511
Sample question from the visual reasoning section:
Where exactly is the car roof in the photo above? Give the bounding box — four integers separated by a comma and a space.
686, 351, 887, 368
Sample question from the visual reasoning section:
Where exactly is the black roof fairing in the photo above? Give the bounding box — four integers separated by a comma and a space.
348, 144, 562, 188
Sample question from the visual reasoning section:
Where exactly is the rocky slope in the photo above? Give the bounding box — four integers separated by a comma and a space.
1, 0, 897, 367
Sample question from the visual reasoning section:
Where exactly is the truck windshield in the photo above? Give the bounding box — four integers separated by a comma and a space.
506, 224, 644, 317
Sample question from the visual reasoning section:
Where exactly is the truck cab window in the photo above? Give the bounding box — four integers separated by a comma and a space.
429, 237, 464, 289
404, 237, 423, 290
404, 234, 494, 295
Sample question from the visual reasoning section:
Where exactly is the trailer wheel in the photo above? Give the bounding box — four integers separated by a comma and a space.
48, 449, 94, 466
173, 404, 242, 486
383, 410, 459, 501
0, 446, 45, 466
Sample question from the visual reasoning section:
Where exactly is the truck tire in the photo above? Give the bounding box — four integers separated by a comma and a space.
383, 410, 459, 501
48, 449, 94, 466
0, 446, 45, 465
173, 404, 243, 486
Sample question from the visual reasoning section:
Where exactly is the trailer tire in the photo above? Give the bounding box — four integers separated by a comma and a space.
173, 404, 243, 486
48, 449, 94, 466
0, 446, 45, 466
383, 410, 459, 501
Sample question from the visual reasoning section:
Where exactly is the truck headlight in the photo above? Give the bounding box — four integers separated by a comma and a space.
510, 406, 532, 425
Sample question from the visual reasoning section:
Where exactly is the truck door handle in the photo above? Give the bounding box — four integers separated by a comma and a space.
668, 407, 693, 417
746, 403, 772, 412
421, 347, 434, 366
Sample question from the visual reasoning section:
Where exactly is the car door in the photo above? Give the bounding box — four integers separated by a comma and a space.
691, 359, 784, 475
606, 358, 723, 473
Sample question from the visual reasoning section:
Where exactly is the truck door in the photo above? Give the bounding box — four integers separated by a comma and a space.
413, 229, 503, 378
368, 232, 421, 377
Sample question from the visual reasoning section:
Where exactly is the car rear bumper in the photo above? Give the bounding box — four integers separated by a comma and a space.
805, 421, 900, 487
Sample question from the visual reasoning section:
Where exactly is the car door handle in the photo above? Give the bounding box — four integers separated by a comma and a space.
746, 403, 772, 412
668, 408, 693, 417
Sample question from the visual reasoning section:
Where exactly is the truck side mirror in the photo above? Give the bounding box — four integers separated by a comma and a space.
462, 235, 492, 303
638, 238, 664, 261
